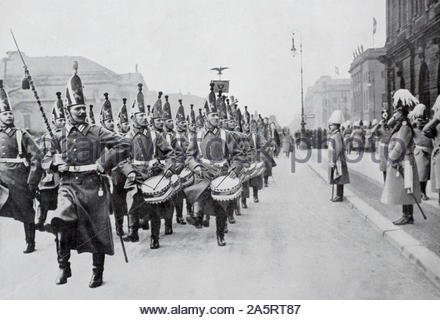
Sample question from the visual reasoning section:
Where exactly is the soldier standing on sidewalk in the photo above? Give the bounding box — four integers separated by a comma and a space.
372, 108, 392, 182
409, 104, 432, 201
328, 110, 350, 202
0, 79, 42, 254
381, 89, 421, 225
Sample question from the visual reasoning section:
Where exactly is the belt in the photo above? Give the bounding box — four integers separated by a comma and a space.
0, 158, 27, 164
415, 145, 432, 153
132, 159, 158, 166
200, 159, 227, 167
67, 164, 98, 172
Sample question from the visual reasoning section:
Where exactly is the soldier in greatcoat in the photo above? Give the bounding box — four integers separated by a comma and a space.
44, 63, 131, 287
184, 89, 244, 246
98, 93, 128, 236
409, 104, 432, 200
423, 95, 440, 206
172, 100, 190, 225
0, 79, 43, 254
35, 92, 65, 232
121, 88, 176, 249
381, 89, 421, 225
372, 109, 392, 182
328, 110, 350, 202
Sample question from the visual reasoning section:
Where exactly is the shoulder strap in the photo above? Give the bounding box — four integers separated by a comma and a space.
16, 129, 23, 158
151, 130, 157, 157
197, 130, 204, 156
220, 128, 227, 156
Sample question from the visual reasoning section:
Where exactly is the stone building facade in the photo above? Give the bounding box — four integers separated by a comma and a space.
349, 48, 387, 121
382, 0, 440, 114
304, 76, 352, 129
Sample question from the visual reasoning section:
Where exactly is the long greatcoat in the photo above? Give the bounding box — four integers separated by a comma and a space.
184, 126, 244, 215
381, 122, 421, 205
413, 127, 432, 182
44, 123, 131, 255
0, 126, 42, 223
327, 128, 350, 185
423, 121, 440, 191
372, 123, 392, 172
245, 132, 264, 190
120, 126, 177, 221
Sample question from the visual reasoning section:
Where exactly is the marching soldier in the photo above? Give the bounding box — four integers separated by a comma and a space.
121, 87, 176, 248
172, 99, 190, 225
243, 112, 264, 205
184, 87, 244, 246
0, 79, 42, 254
257, 115, 276, 187
328, 110, 350, 202
99, 93, 128, 236
44, 63, 131, 287
158, 94, 178, 234
409, 104, 432, 200
35, 92, 65, 232
381, 89, 421, 225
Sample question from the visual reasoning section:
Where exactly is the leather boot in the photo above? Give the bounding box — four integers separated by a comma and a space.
393, 205, 414, 225
176, 216, 187, 224
23, 223, 36, 254
187, 215, 203, 229
264, 176, 269, 187
253, 187, 259, 203
150, 235, 160, 249
89, 253, 104, 288
242, 197, 247, 209
56, 233, 71, 285
228, 213, 236, 224
202, 215, 210, 227
122, 227, 139, 242
164, 220, 173, 235
36, 207, 47, 232
140, 218, 149, 230
217, 232, 226, 246
235, 199, 241, 216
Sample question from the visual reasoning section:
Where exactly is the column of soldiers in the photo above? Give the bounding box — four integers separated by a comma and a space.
0, 63, 277, 288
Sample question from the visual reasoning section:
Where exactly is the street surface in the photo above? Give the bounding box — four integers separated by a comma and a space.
1, 157, 439, 299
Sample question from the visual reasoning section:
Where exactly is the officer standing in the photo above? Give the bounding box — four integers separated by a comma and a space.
328, 110, 350, 202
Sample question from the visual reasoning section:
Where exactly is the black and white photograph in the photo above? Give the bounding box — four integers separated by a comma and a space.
1, 0, 440, 318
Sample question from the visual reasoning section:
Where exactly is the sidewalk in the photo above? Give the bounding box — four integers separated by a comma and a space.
299, 149, 440, 289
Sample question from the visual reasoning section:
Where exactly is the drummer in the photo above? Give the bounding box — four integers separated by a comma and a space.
121, 86, 176, 250
184, 86, 244, 247
165, 98, 189, 226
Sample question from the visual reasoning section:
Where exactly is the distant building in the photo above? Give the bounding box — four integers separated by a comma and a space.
0, 51, 205, 133
349, 47, 386, 121
381, 0, 440, 113
304, 76, 352, 129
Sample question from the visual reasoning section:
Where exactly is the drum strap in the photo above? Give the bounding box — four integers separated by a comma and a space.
15, 129, 29, 167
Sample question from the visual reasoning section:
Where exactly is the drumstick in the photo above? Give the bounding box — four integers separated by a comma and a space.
215, 171, 232, 189
153, 169, 169, 190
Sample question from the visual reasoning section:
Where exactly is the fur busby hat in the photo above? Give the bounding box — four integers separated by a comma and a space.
65, 61, 85, 108
52, 92, 65, 120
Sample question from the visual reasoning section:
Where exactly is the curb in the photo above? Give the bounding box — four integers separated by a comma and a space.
306, 160, 440, 290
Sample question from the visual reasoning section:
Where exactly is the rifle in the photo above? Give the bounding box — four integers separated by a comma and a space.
10, 30, 59, 153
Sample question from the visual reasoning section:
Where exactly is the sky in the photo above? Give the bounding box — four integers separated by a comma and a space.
0, 0, 386, 126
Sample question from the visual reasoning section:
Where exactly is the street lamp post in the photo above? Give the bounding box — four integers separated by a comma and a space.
291, 31, 307, 148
